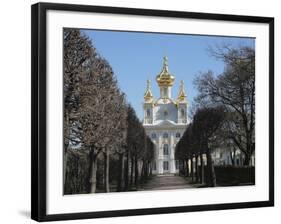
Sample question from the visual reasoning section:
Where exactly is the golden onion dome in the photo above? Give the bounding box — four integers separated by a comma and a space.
144, 79, 153, 102
177, 80, 187, 102
156, 56, 175, 87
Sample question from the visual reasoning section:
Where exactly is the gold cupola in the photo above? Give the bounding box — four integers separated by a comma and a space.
156, 56, 175, 87
177, 80, 187, 102
144, 79, 153, 102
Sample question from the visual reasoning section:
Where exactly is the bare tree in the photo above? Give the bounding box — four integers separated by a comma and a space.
64, 29, 154, 194
194, 46, 255, 165
176, 107, 225, 187
103, 92, 127, 192
63, 29, 93, 190
79, 56, 120, 192
192, 107, 225, 186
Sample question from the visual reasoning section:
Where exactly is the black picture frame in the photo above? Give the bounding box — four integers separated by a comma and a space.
31, 2, 274, 222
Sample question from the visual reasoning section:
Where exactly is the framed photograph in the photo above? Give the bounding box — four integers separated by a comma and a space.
31, 2, 274, 222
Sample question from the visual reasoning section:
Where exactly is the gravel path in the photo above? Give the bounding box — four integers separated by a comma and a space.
141, 175, 193, 191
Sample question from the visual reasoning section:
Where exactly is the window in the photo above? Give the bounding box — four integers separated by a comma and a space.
151, 133, 156, 139
163, 144, 169, 155
163, 161, 169, 170
176, 132, 181, 138
163, 133, 168, 138
180, 108, 185, 118
146, 108, 151, 117
164, 110, 168, 117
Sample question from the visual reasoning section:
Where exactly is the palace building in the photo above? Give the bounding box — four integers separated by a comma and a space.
143, 57, 189, 175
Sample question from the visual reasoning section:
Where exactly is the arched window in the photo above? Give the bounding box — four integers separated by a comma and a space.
163, 133, 168, 138
176, 132, 181, 138
163, 144, 169, 155
151, 133, 156, 139
146, 108, 151, 117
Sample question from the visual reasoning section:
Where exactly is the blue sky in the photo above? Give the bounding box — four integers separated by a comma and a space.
82, 29, 255, 121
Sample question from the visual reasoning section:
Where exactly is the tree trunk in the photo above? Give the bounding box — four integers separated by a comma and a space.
185, 159, 189, 177
130, 156, 134, 187
191, 157, 194, 182
141, 161, 145, 179
200, 153, 204, 184
243, 153, 251, 166
89, 150, 98, 193
230, 147, 236, 166
145, 162, 149, 178
63, 150, 69, 193
134, 155, 139, 187
117, 153, 125, 192
181, 160, 185, 176
206, 148, 216, 187
63, 111, 70, 190
103, 150, 110, 192
124, 151, 129, 190
145, 162, 149, 177
195, 155, 199, 183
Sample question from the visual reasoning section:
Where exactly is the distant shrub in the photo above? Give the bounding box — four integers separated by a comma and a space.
210, 166, 255, 186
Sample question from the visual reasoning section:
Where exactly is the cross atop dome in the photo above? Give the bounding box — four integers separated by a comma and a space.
156, 56, 175, 87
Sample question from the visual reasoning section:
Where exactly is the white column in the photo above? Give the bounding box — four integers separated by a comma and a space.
158, 136, 163, 174
158, 160, 163, 174
160, 86, 172, 98
169, 133, 176, 173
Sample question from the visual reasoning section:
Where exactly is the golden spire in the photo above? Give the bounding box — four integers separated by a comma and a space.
177, 80, 187, 102
156, 56, 175, 87
144, 79, 153, 102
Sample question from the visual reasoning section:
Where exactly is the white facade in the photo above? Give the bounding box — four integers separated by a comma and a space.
143, 57, 189, 175
212, 147, 255, 166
